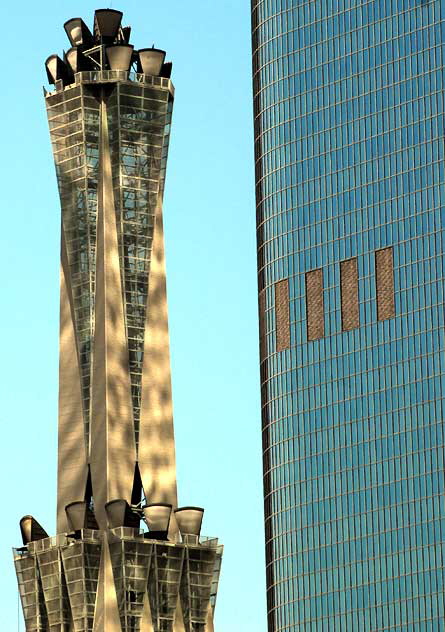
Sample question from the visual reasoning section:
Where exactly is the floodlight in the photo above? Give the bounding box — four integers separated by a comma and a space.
19, 516, 48, 546
106, 45, 134, 71
137, 48, 166, 76
65, 501, 99, 531
174, 507, 204, 537
65, 47, 90, 74
45, 54, 73, 86
143, 503, 172, 534
64, 18, 93, 47
105, 499, 140, 529
94, 9, 123, 42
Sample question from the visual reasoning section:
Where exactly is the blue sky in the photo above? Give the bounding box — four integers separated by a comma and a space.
0, 1, 266, 629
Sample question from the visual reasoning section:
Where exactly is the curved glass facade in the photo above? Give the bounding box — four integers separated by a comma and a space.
251, 1, 445, 629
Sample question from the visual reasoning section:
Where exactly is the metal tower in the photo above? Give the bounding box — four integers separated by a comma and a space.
13, 9, 222, 631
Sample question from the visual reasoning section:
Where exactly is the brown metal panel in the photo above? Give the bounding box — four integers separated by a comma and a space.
340, 258, 359, 331
376, 247, 395, 321
57, 233, 88, 533
306, 268, 324, 341
138, 200, 178, 508
275, 279, 290, 352
90, 96, 137, 529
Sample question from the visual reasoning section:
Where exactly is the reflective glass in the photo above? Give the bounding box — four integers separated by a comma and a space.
252, 1, 445, 629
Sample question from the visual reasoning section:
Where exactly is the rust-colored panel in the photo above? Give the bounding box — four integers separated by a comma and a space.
340, 258, 359, 331
376, 247, 395, 321
306, 269, 324, 341
275, 279, 290, 352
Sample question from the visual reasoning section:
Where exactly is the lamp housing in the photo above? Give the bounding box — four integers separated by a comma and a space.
94, 9, 123, 42
65, 501, 99, 531
105, 499, 140, 529
65, 47, 91, 74
143, 503, 172, 537
106, 44, 134, 71
174, 507, 204, 538
64, 18, 94, 47
137, 48, 166, 76
45, 54, 73, 86
19, 516, 48, 546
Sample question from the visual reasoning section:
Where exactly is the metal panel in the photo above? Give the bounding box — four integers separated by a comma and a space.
376, 247, 395, 321
180, 545, 216, 632
37, 546, 71, 630
275, 279, 290, 352
148, 543, 184, 632
340, 257, 359, 331
61, 539, 101, 631
305, 268, 324, 341
14, 552, 49, 632
109, 539, 152, 631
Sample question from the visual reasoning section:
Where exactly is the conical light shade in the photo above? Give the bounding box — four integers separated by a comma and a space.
105, 499, 140, 529
19, 516, 48, 545
65, 47, 90, 74
143, 503, 172, 532
137, 48, 166, 76
174, 507, 204, 537
105, 499, 127, 528
106, 44, 134, 71
94, 9, 123, 41
64, 18, 93, 47
65, 501, 99, 531
45, 54, 73, 86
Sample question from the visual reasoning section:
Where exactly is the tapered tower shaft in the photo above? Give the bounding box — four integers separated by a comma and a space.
52, 75, 176, 531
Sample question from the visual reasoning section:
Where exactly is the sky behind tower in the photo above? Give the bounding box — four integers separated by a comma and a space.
0, 1, 266, 629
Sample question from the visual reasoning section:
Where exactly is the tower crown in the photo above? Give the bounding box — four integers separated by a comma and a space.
46, 8, 172, 90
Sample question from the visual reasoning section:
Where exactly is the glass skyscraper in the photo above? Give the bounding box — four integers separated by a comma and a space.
251, 1, 445, 630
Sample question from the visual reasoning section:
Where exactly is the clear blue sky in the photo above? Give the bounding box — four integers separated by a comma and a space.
0, 1, 266, 629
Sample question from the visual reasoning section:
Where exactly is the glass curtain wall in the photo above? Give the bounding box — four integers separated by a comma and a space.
251, 1, 445, 629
